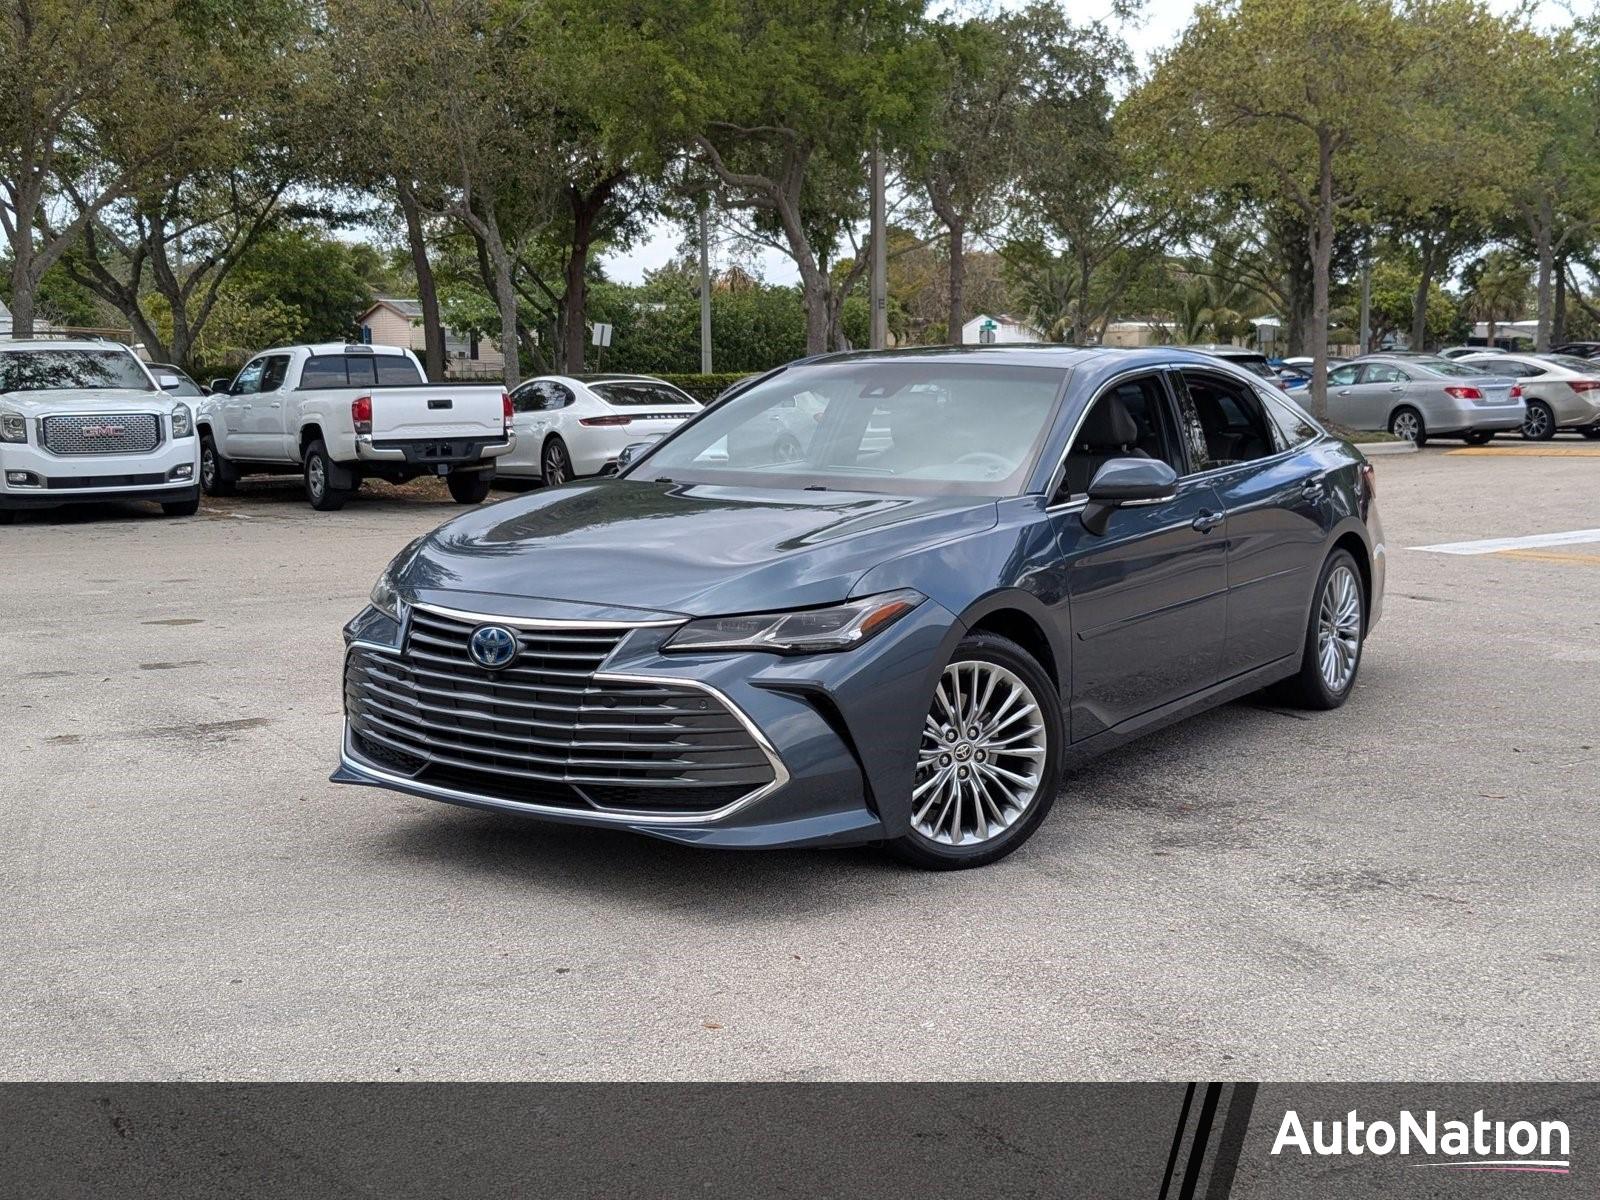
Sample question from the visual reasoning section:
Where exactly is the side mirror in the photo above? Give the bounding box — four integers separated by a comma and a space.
209, 378, 233, 395
1080, 457, 1178, 536
616, 440, 654, 471
158, 374, 182, 391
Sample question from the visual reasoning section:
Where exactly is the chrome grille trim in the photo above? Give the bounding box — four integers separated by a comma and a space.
42, 412, 162, 455
341, 608, 788, 822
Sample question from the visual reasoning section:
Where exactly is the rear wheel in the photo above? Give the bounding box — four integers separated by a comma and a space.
1389, 407, 1426, 446
1275, 549, 1366, 711
199, 434, 235, 496
886, 633, 1063, 870
1462, 430, 1494, 445
447, 469, 493, 505
541, 437, 573, 487
1521, 400, 1556, 441
303, 440, 350, 511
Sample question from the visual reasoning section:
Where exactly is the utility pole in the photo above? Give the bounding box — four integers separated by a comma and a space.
869, 133, 887, 350
698, 201, 713, 375
1358, 240, 1372, 355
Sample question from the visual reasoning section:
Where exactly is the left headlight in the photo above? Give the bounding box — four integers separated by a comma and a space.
0, 411, 25, 443
664, 589, 924, 655
370, 536, 425, 621
171, 404, 193, 438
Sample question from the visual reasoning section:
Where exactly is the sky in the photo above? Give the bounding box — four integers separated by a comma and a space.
597, 0, 1568, 287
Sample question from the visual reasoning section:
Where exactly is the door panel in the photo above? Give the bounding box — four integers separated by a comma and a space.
1056, 477, 1229, 740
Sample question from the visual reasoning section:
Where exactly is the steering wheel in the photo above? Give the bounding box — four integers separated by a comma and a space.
954, 451, 1012, 473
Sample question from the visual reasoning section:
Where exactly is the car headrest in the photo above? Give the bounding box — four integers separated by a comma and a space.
1079, 394, 1140, 449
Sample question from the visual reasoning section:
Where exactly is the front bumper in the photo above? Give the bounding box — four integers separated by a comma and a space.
1, 438, 198, 508
331, 593, 959, 848
354, 433, 514, 465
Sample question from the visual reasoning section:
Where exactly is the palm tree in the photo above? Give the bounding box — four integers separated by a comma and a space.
1464, 251, 1532, 344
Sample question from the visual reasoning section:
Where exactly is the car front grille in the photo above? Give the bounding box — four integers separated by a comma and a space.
42, 413, 162, 455
344, 607, 777, 816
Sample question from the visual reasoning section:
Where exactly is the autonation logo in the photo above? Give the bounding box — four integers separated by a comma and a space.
1272, 1109, 1571, 1174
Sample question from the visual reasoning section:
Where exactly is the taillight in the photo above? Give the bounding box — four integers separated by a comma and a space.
1570, 380, 1600, 393
501, 391, 513, 432
579, 414, 632, 427
351, 395, 372, 434
1444, 386, 1483, 400
1509, 384, 1523, 399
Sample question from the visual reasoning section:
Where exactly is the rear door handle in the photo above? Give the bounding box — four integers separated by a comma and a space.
1192, 510, 1222, 533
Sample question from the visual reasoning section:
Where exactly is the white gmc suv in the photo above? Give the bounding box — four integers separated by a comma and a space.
197, 342, 513, 510
0, 339, 201, 524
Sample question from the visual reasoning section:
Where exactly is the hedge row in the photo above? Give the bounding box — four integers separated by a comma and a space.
651, 372, 757, 403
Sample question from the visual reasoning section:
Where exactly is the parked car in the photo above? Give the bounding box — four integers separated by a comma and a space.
334, 346, 1384, 869
1, 339, 200, 523
1551, 341, 1600, 359
197, 342, 513, 510
499, 374, 700, 486
1280, 356, 1349, 370
1275, 363, 1312, 393
1458, 352, 1600, 440
1436, 346, 1502, 360
1327, 355, 1525, 445
1184, 344, 1285, 388
145, 362, 207, 396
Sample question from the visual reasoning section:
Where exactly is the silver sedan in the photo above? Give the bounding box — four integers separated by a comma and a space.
1458, 352, 1600, 441
1326, 355, 1526, 446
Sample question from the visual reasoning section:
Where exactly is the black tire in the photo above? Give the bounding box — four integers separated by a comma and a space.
303, 439, 350, 511
1388, 406, 1426, 446
1274, 549, 1366, 711
885, 632, 1064, 871
1521, 400, 1556, 441
161, 495, 200, 517
199, 434, 235, 496
541, 436, 573, 487
1462, 430, 1494, 445
447, 469, 493, 505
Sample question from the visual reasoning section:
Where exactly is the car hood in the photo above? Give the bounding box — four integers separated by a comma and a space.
0, 388, 173, 415
402, 478, 1000, 618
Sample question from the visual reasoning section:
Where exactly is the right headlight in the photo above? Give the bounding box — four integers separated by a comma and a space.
370, 536, 426, 621
664, 589, 925, 655
0, 412, 26, 443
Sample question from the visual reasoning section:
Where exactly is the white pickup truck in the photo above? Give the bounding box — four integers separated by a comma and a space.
197, 342, 513, 510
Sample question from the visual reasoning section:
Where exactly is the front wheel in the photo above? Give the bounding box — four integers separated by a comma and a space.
1462, 430, 1494, 445
1389, 407, 1426, 446
886, 633, 1063, 870
303, 440, 350, 511
199, 434, 235, 496
447, 469, 493, 505
1275, 549, 1366, 710
1521, 400, 1556, 441
541, 437, 573, 487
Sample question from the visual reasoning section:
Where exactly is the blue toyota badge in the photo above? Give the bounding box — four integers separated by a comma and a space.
468, 624, 518, 669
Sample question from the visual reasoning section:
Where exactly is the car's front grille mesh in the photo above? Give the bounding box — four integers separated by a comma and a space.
42, 413, 161, 455
344, 607, 774, 814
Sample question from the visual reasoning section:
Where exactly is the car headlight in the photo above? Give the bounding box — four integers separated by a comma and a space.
0, 412, 25, 443
370, 536, 426, 621
171, 403, 193, 438
664, 589, 924, 655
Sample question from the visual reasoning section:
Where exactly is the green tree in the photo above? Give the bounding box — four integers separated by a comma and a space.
1461, 249, 1532, 344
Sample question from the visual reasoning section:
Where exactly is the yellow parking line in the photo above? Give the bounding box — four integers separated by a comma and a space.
1492, 549, 1600, 566
1447, 445, 1600, 457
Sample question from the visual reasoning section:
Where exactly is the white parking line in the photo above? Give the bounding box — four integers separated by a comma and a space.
1411, 528, 1600, 555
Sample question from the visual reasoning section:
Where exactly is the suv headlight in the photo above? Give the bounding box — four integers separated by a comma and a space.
664, 589, 924, 655
370, 536, 425, 621
171, 403, 193, 438
0, 412, 25, 443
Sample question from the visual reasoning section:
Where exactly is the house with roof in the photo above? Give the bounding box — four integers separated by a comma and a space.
959, 313, 1044, 345
356, 298, 504, 379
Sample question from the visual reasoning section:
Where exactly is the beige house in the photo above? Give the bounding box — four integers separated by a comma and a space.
356, 298, 505, 379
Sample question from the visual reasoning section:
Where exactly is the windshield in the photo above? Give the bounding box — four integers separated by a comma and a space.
628, 360, 1068, 496
0, 348, 154, 393
590, 380, 696, 407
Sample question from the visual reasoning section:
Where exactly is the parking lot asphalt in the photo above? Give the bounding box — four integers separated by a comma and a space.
4, 444, 1598, 1082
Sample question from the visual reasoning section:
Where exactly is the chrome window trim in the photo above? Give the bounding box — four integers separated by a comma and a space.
412, 600, 685, 630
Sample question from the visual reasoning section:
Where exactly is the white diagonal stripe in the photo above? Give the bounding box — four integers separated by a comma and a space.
1411, 528, 1600, 555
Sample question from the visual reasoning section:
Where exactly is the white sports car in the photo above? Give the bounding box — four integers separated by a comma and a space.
499, 374, 701, 485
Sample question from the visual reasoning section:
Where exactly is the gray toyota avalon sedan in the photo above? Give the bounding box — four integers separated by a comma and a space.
333, 346, 1385, 868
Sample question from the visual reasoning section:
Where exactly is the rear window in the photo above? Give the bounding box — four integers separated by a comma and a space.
301, 353, 423, 389
590, 381, 696, 407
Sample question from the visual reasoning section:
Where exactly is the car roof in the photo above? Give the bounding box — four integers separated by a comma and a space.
1179, 344, 1267, 357
0, 338, 136, 353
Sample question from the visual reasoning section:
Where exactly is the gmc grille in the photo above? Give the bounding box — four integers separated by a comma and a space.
42, 413, 162, 455
344, 607, 776, 815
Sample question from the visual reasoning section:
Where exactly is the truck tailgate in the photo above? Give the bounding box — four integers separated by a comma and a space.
367, 386, 504, 440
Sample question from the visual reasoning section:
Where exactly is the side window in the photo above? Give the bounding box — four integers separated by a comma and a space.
301, 355, 349, 390
1262, 392, 1320, 450
1061, 374, 1184, 498
1501, 359, 1543, 376
548, 384, 575, 409
510, 382, 540, 413
1183, 372, 1277, 468
260, 355, 290, 392
232, 358, 267, 395
1329, 365, 1359, 387
1365, 364, 1407, 384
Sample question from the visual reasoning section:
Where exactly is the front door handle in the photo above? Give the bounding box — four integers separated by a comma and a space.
1192, 510, 1222, 533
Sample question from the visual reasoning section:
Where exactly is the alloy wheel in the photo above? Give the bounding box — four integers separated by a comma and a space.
1522, 404, 1553, 440
1391, 411, 1420, 443
911, 661, 1048, 847
201, 445, 217, 490
307, 455, 325, 501
544, 442, 570, 485
1317, 565, 1362, 693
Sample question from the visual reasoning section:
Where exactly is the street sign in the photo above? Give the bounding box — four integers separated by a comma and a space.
591, 322, 613, 348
